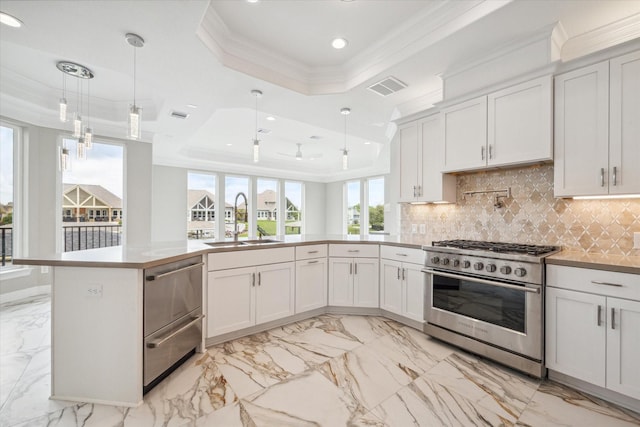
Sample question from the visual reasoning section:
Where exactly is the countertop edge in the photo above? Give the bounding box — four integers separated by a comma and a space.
546, 257, 640, 275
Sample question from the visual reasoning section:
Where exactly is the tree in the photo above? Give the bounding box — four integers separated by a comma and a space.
369, 205, 384, 230
1, 212, 12, 225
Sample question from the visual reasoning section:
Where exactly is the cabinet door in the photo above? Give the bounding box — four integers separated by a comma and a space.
421, 115, 456, 202
207, 267, 255, 337
329, 258, 353, 306
545, 287, 606, 387
554, 61, 610, 197
609, 50, 640, 195
487, 76, 552, 167
442, 96, 488, 172
606, 297, 640, 400
353, 258, 380, 308
380, 259, 402, 314
256, 262, 295, 324
296, 258, 327, 313
403, 263, 425, 322
398, 122, 420, 202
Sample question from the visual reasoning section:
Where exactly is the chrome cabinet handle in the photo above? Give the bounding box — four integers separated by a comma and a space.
413, 185, 416, 197
396, 253, 408, 257
613, 166, 617, 186
307, 260, 319, 264
147, 315, 204, 348
488, 145, 493, 159
481, 146, 485, 160
258, 272, 261, 286
252, 273, 255, 287
597, 305, 602, 326
417, 185, 422, 197
591, 280, 623, 288
397, 267, 400, 280
611, 308, 616, 330
347, 250, 360, 253
307, 250, 318, 254
350, 263, 353, 275
402, 268, 406, 281
146, 262, 204, 281
600, 168, 605, 187
354, 263, 358, 275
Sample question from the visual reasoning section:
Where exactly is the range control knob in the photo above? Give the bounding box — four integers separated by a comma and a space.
462, 260, 471, 268
452, 259, 460, 267
514, 268, 527, 278
431, 256, 440, 264
485, 264, 496, 272
441, 258, 450, 265
474, 262, 484, 271
500, 265, 512, 275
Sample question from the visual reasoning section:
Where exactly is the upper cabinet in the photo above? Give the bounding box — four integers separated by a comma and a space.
398, 114, 456, 203
442, 76, 553, 173
554, 50, 640, 197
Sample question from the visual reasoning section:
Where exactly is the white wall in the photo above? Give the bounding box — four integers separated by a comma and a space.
303, 181, 326, 235
125, 141, 152, 246
325, 181, 344, 234
151, 165, 187, 242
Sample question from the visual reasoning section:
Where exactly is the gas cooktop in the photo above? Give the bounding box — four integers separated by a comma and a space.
431, 240, 559, 257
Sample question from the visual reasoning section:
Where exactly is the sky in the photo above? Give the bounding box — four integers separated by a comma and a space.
0, 126, 13, 205
62, 139, 124, 198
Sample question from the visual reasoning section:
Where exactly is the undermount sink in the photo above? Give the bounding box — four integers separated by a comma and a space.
205, 239, 282, 248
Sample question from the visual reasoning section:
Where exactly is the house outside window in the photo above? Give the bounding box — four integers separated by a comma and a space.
187, 172, 216, 239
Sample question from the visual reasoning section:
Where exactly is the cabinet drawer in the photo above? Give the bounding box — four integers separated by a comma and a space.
208, 247, 294, 271
296, 244, 328, 260
547, 265, 640, 301
380, 245, 424, 264
329, 244, 379, 258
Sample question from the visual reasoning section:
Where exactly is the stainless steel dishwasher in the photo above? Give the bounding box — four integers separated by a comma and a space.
143, 256, 204, 393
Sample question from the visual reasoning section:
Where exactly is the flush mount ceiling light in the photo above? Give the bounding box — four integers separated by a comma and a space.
0, 11, 23, 27
340, 107, 351, 170
251, 89, 262, 162
126, 33, 144, 140
332, 38, 348, 49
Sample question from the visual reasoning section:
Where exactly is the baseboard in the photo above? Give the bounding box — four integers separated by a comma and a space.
548, 370, 640, 413
0, 285, 51, 305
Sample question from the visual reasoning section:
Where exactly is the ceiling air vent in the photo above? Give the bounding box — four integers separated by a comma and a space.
367, 76, 407, 97
170, 110, 189, 119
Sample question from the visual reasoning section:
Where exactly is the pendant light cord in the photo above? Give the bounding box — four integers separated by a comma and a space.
343, 112, 347, 151
254, 93, 258, 140
133, 44, 137, 106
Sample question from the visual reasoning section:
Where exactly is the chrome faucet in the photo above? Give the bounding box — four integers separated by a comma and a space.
233, 192, 248, 241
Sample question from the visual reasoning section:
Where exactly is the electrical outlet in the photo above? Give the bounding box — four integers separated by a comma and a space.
411, 224, 417, 233
634, 232, 640, 249
419, 224, 426, 234
85, 284, 103, 298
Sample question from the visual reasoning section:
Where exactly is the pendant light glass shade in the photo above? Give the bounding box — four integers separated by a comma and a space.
84, 127, 93, 148
77, 137, 86, 160
60, 147, 70, 171
253, 139, 260, 162
340, 107, 350, 170
342, 149, 349, 170
59, 98, 67, 122
73, 113, 82, 138
251, 89, 262, 162
129, 105, 141, 140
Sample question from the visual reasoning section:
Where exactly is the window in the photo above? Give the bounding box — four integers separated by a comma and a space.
61, 139, 124, 251
346, 180, 360, 235
0, 124, 16, 269
225, 176, 249, 238
285, 181, 303, 235
367, 177, 385, 234
256, 178, 278, 237
187, 172, 216, 239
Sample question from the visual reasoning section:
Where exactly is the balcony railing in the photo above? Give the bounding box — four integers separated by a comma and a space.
64, 224, 122, 252
1, 226, 12, 266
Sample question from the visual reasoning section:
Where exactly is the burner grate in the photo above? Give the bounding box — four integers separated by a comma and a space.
431, 240, 558, 256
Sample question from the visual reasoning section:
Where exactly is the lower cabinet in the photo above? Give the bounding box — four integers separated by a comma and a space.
208, 262, 294, 336
328, 257, 379, 307
380, 260, 424, 321
295, 257, 328, 313
546, 265, 640, 401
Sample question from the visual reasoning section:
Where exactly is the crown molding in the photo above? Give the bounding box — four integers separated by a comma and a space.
562, 13, 640, 62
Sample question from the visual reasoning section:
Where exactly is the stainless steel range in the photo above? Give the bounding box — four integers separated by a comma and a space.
422, 240, 559, 377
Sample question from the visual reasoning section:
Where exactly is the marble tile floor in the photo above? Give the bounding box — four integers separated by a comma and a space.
1, 293, 639, 427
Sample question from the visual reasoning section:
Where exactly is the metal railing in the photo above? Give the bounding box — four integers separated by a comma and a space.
63, 224, 122, 252
1, 226, 12, 266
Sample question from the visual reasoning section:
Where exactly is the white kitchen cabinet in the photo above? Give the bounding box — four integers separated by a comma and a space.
328, 244, 379, 308
554, 50, 640, 197
380, 245, 425, 322
398, 115, 455, 203
442, 76, 552, 173
546, 265, 640, 401
295, 245, 328, 313
207, 248, 295, 337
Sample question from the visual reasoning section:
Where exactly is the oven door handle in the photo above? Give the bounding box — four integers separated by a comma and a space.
421, 268, 540, 294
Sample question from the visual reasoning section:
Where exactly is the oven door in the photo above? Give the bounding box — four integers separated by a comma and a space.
423, 268, 542, 360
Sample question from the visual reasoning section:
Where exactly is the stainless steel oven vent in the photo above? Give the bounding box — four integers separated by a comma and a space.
367, 76, 407, 97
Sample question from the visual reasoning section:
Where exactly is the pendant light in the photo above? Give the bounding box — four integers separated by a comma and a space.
73, 78, 82, 138
340, 107, 351, 170
84, 77, 93, 149
251, 89, 262, 162
59, 72, 67, 122
126, 33, 144, 140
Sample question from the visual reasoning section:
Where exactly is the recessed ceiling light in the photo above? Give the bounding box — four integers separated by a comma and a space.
186, 104, 198, 109
332, 38, 348, 49
0, 12, 23, 28
364, 141, 371, 145
247, 0, 259, 3
266, 116, 275, 121
226, 143, 233, 146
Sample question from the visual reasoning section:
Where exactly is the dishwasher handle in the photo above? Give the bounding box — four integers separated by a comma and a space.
146, 314, 204, 348
146, 262, 204, 281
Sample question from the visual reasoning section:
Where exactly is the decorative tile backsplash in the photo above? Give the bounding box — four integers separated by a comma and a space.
401, 164, 640, 256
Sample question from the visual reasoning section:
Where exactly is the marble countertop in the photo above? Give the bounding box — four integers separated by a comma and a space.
13, 234, 426, 269
546, 251, 640, 275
